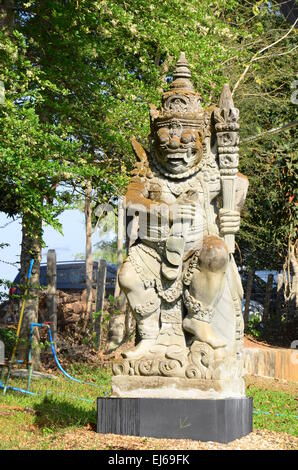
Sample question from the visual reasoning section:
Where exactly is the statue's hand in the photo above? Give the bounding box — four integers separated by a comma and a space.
169, 202, 197, 224
218, 209, 240, 235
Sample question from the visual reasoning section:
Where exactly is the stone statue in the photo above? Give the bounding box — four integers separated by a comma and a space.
113, 52, 249, 398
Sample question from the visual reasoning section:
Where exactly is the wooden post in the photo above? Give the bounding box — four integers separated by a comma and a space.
263, 274, 274, 324
95, 259, 107, 350
275, 273, 284, 318
243, 268, 255, 328
0, 340, 4, 365
114, 196, 124, 298
47, 249, 57, 344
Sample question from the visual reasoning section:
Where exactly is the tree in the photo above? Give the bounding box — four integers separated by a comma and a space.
225, 4, 297, 321
0, 1, 118, 364
0, 0, 296, 356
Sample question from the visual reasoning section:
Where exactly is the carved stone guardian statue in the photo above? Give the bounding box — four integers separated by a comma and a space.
97, 53, 252, 442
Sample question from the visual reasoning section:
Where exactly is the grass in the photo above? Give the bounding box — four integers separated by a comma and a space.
247, 384, 297, 437
0, 366, 297, 449
0, 364, 111, 449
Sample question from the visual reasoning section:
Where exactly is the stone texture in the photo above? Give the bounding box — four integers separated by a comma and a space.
112, 375, 245, 399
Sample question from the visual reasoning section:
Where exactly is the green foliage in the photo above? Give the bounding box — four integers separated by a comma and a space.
246, 314, 263, 338
0, 326, 16, 356
93, 238, 119, 264
92, 310, 102, 321
225, 3, 298, 269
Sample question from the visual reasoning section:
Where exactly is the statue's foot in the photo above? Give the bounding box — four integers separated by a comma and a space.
122, 339, 156, 360
183, 317, 226, 349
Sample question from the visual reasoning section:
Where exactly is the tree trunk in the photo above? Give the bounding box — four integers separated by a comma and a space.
114, 196, 124, 298
47, 249, 57, 345
244, 268, 255, 328
84, 179, 93, 332
18, 213, 42, 369
283, 241, 298, 319
263, 274, 274, 325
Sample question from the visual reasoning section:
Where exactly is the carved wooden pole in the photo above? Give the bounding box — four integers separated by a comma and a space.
95, 259, 107, 350
215, 84, 239, 253
47, 249, 57, 344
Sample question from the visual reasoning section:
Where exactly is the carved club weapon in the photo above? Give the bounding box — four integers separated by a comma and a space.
214, 84, 239, 254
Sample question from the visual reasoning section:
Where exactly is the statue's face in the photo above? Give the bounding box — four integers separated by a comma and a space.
153, 120, 203, 175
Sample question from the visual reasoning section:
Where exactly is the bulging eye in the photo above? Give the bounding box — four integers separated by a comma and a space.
157, 128, 169, 144
181, 130, 194, 144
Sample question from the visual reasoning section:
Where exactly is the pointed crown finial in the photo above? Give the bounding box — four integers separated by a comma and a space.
171, 51, 193, 91
150, 51, 202, 127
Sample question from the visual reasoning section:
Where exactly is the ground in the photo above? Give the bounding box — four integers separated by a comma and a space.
0, 364, 297, 450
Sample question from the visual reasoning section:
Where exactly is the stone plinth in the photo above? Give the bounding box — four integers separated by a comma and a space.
97, 397, 253, 443
112, 375, 245, 399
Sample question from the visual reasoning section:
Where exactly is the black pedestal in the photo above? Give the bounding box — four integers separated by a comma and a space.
97, 397, 253, 443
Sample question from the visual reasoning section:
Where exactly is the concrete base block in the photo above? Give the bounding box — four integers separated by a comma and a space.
112, 375, 245, 399
97, 397, 253, 443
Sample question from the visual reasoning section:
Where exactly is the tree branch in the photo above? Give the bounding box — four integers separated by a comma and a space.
232, 18, 297, 96
242, 120, 298, 143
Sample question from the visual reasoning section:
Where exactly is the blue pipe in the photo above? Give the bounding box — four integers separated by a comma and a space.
47, 326, 83, 384
0, 382, 36, 396
27, 259, 34, 280
28, 323, 105, 389
1, 321, 107, 399
46, 325, 104, 388
253, 409, 298, 419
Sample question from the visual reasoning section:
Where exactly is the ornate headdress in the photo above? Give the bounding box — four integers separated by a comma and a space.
150, 52, 205, 130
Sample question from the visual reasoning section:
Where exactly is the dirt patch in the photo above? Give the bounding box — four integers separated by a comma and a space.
46, 427, 298, 450
245, 375, 298, 394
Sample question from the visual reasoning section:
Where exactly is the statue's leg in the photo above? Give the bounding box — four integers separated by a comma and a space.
118, 258, 160, 359
183, 235, 228, 349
